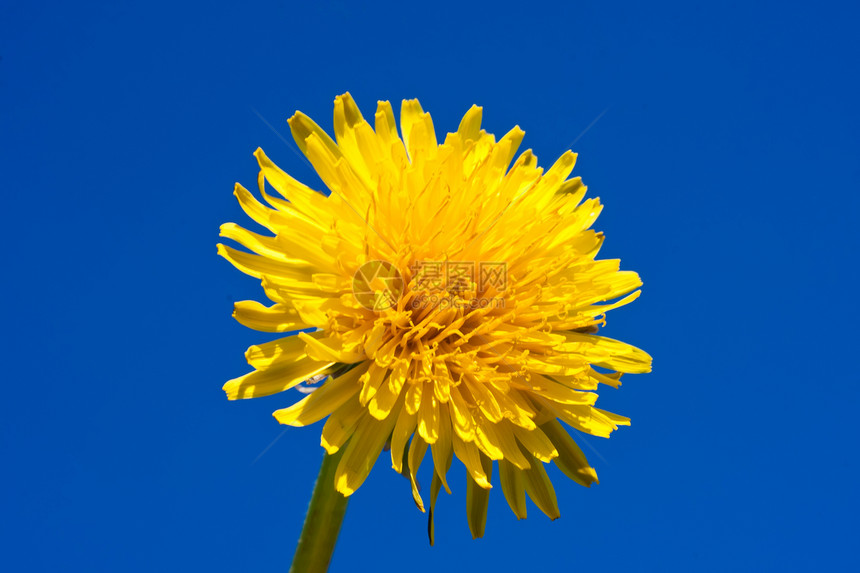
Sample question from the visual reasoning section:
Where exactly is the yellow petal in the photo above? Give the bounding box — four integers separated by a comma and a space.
231, 182, 289, 233
288, 111, 341, 159
222, 356, 334, 400
333, 92, 377, 182
390, 406, 417, 474
272, 363, 367, 426
428, 472, 444, 546
486, 421, 532, 470
404, 379, 423, 416
408, 435, 429, 512
520, 373, 599, 406
232, 300, 311, 333
216, 243, 312, 283
254, 147, 330, 222
473, 421, 504, 460
373, 100, 409, 167
358, 362, 387, 406
369, 360, 407, 420
452, 436, 491, 489
298, 331, 365, 363
496, 126, 525, 168
540, 399, 625, 438
457, 104, 483, 143
320, 396, 365, 454
430, 405, 454, 494
400, 98, 437, 161
539, 419, 599, 487
560, 332, 652, 374
417, 385, 440, 444
244, 331, 317, 369
498, 459, 527, 519
335, 401, 400, 496
219, 223, 304, 265
465, 453, 493, 539
448, 385, 476, 441
512, 423, 559, 463
522, 456, 560, 520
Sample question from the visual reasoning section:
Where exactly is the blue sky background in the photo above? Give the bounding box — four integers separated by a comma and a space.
2, 1, 858, 571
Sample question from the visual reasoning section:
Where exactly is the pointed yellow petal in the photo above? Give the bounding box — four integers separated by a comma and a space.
523, 458, 560, 520
244, 332, 316, 369
457, 104, 483, 143
231, 182, 288, 233
272, 363, 367, 426
370, 360, 408, 420
333, 92, 377, 182
428, 472, 444, 546
333, 92, 364, 143
486, 421, 532, 470
448, 385, 476, 441
431, 405, 453, 494
335, 403, 400, 496
498, 459, 527, 519
465, 453, 493, 539
404, 379, 423, 416
400, 99, 437, 161
288, 111, 341, 159
232, 300, 311, 333
223, 356, 333, 400
298, 331, 365, 363
496, 125, 525, 168
452, 436, 491, 489
417, 385, 440, 444
216, 243, 312, 283
541, 399, 626, 438
358, 362, 387, 406
473, 421, 504, 461
253, 147, 329, 217
512, 423, 559, 463
561, 333, 652, 374
539, 419, 599, 487
320, 396, 365, 454
408, 435, 429, 512
390, 406, 417, 474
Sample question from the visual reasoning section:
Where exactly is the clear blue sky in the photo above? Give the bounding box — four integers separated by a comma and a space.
2, 1, 858, 571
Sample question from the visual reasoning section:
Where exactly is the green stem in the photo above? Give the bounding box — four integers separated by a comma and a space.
289, 449, 349, 573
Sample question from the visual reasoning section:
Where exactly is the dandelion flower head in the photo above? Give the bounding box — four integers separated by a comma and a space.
218, 93, 651, 539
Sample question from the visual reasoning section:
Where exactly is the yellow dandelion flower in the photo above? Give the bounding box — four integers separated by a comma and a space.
218, 93, 651, 540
